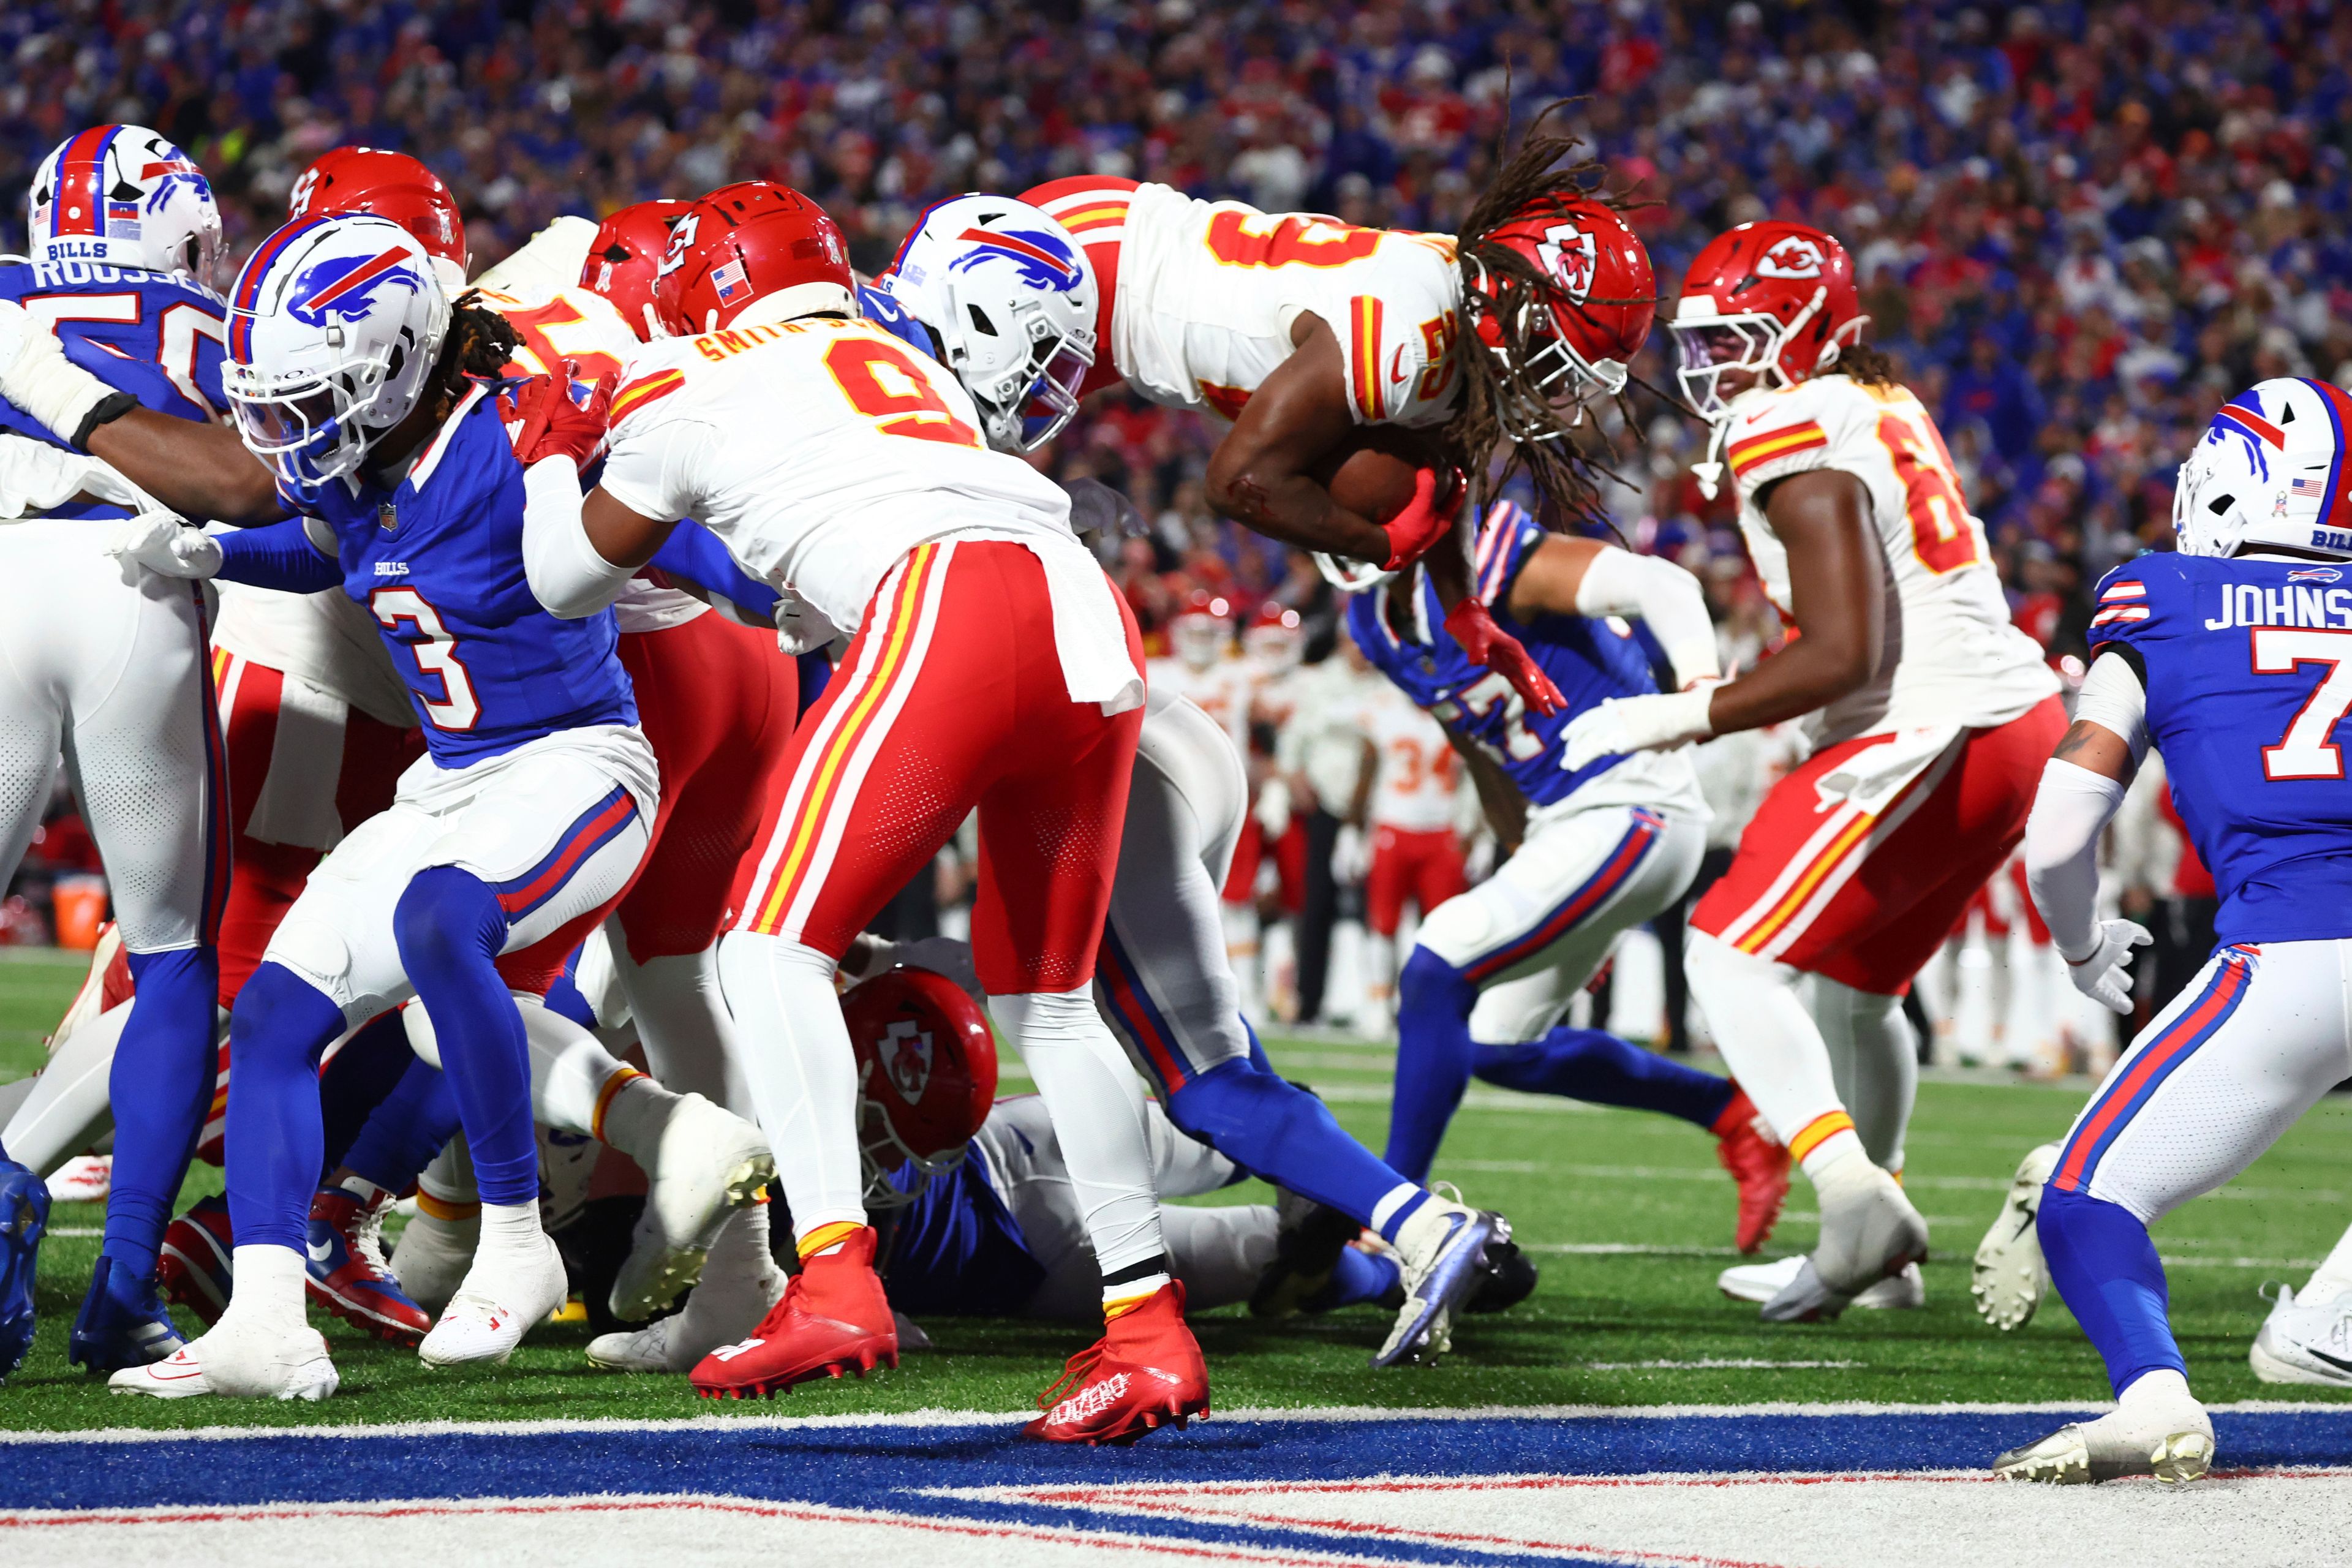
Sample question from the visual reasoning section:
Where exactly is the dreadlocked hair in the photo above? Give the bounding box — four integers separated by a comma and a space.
1444, 99, 1653, 531
421, 291, 522, 422
1828, 341, 1901, 389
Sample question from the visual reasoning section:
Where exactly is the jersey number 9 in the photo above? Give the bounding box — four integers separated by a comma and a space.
825, 337, 981, 448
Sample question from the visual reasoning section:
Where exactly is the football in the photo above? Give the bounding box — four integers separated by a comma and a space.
1311, 427, 1438, 524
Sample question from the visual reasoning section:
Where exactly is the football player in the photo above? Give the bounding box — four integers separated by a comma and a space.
526, 181, 1207, 1443
0, 213, 698, 1397
1989, 379, 2352, 1483
0, 126, 233, 1375
1569, 221, 2062, 1321
1014, 115, 1657, 718
1357, 681, 1471, 1020
1352, 500, 1789, 1253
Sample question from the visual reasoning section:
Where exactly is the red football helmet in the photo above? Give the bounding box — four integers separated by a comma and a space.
1242, 600, 1302, 670
843, 966, 997, 1207
1169, 587, 1234, 671
580, 198, 693, 343
1463, 194, 1654, 440
654, 181, 854, 336
288, 147, 467, 292
1670, 221, 1866, 422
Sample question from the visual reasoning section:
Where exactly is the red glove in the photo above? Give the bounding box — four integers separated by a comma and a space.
1446, 597, 1566, 717
505, 366, 616, 469
1378, 466, 1464, 571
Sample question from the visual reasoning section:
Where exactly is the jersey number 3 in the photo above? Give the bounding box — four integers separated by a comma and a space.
371, 589, 481, 732
2255, 625, 2352, 780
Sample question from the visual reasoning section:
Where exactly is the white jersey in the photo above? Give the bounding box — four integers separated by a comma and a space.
212, 583, 413, 727
1145, 655, 1255, 755
1719, 375, 2057, 745
599, 314, 1138, 707
1363, 686, 1460, 834
472, 276, 708, 637
1036, 181, 1463, 426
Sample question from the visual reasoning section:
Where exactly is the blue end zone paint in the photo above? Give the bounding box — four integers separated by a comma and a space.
8, 1411, 2351, 1567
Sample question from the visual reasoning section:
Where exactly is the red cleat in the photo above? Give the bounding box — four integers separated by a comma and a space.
156, 1194, 235, 1326
306, 1184, 432, 1346
690, 1227, 897, 1400
1025, 1281, 1210, 1446
1713, 1085, 1791, 1253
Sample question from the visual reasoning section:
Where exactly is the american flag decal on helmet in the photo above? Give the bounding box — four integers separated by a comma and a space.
710, 258, 750, 304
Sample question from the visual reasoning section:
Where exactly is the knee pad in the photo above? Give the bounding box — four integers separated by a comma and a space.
1411, 897, 1494, 970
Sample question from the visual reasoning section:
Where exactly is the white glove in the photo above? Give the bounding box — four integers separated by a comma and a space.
1560, 687, 1717, 772
108, 512, 220, 579
1331, 823, 1370, 883
2059, 919, 2152, 1014
0, 299, 121, 447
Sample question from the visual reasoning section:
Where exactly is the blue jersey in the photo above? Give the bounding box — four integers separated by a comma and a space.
0, 258, 227, 519
1347, 503, 1657, 808
879, 1137, 1046, 1317
285, 386, 636, 767
855, 282, 937, 359
2091, 552, 2352, 944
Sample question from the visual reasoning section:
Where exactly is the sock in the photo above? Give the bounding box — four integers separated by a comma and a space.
1102, 1252, 1171, 1317
475, 1199, 545, 1264
1164, 1054, 1412, 1229
1371, 1184, 1428, 1242
2304, 1221, 2352, 1303
622, 945, 749, 1113
223, 963, 350, 1253
102, 946, 219, 1278
991, 987, 1167, 1278
1685, 931, 1851, 1148
2117, 1365, 2195, 1411
1815, 978, 1917, 1170
796, 1219, 863, 1261
1471, 1027, 1739, 1128
340, 1055, 464, 1196
315, 1009, 417, 1174
1795, 1114, 1863, 1179
1384, 945, 1482, 1183
1310, 1244, 1401, 1310
2040, 1183, 2187, 1397
227, 1242, 309, 1327
717, 930, 865, 1235
392, 867, 535, 1208
514, 995, 647, 1141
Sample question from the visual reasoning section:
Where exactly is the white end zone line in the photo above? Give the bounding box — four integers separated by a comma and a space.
10, 1398, 2352, 1444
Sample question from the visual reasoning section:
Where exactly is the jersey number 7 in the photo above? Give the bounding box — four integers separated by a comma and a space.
2253, 625, 2352, 780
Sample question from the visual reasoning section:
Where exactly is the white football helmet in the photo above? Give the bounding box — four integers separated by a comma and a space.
222, 214, 450, 489
2174, 379, 2352, 561
878, 195, 1097, 453
28, 124, 222, 284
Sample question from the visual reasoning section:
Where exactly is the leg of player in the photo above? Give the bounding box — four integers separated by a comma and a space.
306, 1047, 458, 1344
1995, 941, 2350, 1483
388, 1139, 480, 1318
0, 1131, 45, 1381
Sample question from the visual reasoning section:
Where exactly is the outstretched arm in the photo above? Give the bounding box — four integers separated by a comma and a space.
521, 457, 677, 618
83, 409, 284, 524
1506, 535, 1722, 689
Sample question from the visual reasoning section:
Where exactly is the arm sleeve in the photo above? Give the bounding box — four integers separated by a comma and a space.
213, 516, 342, 594
2071, 646, 2151, 764
522, 456, 635, 619
2024, 757, 2129, 962
1572, 546, 1722, 687
650, 519, 779, 621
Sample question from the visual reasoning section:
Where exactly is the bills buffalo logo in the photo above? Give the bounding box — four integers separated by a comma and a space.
1756, 235, 1828, 280
287, 249, 421, 326
949, 225, 1084, 293
139, 149, 208, 214
2289, 566, 2343, 582
881, 1019, 934, 1105
1536, 221, 1597, 304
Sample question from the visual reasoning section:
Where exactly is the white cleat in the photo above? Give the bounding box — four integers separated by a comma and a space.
588, 1204, 783, 1372
608, 1092, 774, 1321
110, 1317, 337, 1401
386, 1204, 478, 1317
586, 1313, 683, 1374
47, 1153, 113, 1205
1760, 1158, 1929, 1323
1972, 1143, 2058, 1331
1994, 1404, 2215, 1485
417, 1232, 567, 1368
1720, 1254, 1923, 1310
2250, 1281, 2352, 1386
1374, 1195, 1502, 1369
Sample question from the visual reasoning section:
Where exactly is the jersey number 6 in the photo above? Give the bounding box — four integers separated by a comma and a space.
371, 588, 481, 733
2253, 625, 2352, 780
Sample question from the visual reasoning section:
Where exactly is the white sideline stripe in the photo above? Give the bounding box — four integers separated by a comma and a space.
47, 1227, 101, 1237
1520, 1241, 2324, 1270
12, 1398, 2352, 1444
1580, 1360, 1864, 1370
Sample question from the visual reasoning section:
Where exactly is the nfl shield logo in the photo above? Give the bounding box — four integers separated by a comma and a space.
710, 258, 751, 305
377, 500, 399, 532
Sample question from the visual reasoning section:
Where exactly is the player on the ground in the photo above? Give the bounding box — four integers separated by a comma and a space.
1353, 500, 1789, 1253
3, 213, 682, 1398
525, 181, 1205, 1443
0, 126, 235, 1375
1987, 379, 2352, 1483
1567, 221, 2063, 1321
1016, 114, 1654, 716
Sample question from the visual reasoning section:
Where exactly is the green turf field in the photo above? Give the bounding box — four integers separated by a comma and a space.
5, 948, 2349, 1431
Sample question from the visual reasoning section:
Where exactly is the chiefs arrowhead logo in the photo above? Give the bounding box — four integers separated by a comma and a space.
1536, 221, 1597, 304
1755, 235, 1826, 280
883, 1019, 934, 1105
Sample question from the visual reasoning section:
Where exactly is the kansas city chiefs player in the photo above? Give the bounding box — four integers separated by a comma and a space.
1017, 115, 1653, 717
1566, 221, 2062, 1322
1145, 590, 1253, 755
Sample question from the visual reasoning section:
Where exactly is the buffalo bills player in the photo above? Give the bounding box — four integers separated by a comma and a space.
1350, 503, 1791, 1252
1994, 380, 2352, 1483
11, 213, 677, 1398
0, 125, 232, 1376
